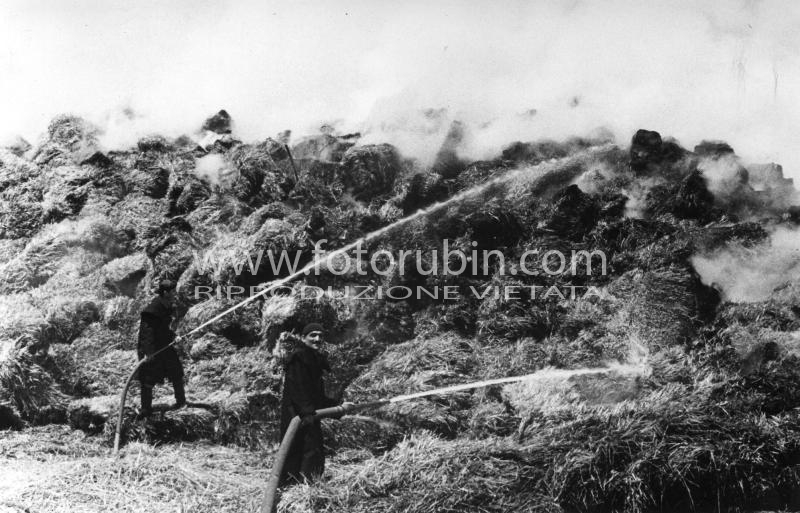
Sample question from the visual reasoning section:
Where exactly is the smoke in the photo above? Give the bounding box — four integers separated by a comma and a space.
1, 1, 800, 171
194, 154, 233, 186
691, 226, 800, 302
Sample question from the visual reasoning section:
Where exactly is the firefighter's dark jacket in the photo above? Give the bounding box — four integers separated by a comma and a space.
280, 344, 338, 433
136, 296, 183, 385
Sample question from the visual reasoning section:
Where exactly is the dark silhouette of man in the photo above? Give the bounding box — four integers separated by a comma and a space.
137, 280, 186, 417
279, 322, 347, 485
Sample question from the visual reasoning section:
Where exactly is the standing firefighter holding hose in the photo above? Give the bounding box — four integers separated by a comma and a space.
136, 280, 186, 418
279, 322, 350, 485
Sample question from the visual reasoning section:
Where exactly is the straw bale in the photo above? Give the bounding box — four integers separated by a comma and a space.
227, 142, 283, 202
68, 394, 118, 434
125, 166, 169, 198
109, 404, 216, 444
239, 203, 291, 235
185, 192, 253, 230
250, 218, 307, 259
645, 169, 716, 221
169, 176, 212, 216
100, 295, 141, 341
539, 184, 601, 240
100, 254, 149, 298
136, 135, 172, 153
338, 144, 403, 202
291, 133, 355, 162
0, 346, 66, 422
201, 109, 233, 134
189, 332, 237, 360
0, 236, 68, 295
608, 265, 699, 348
179, 297, 262, 347
148, 235, 200, 285
289, 160, 344, 207
0, 294, 45, 344
32, 114, 99, 167
183, 218, 306, 289
52, 337, 135, 396
211, 389, 281, 448
40, 167, 91, 222
41, 299, 100, 345
0, 198, 44, 239
107, 194, 166, 242
476, 277, 557, 342
0, 149, 39, 191
44, 114, 98, 152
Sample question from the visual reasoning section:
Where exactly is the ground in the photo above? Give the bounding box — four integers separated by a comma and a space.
0, 426, 272, 513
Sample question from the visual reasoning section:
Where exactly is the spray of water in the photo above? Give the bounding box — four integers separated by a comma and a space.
0, 340, 12, 362
183, 144, 612, 339
388, 362, 645, 403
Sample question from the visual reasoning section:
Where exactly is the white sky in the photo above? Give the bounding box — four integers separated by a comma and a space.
1, 0, 800, 172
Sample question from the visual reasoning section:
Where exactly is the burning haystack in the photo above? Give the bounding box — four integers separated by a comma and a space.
3, 112, 800, 512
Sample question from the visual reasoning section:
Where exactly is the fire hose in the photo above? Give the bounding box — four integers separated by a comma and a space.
112, 341, 182, 454
260, 400, 389, 513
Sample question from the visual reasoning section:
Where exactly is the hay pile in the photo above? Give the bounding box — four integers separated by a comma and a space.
279, 431, 544, 513
286, 382, 800, 513
2, 119, 800, 512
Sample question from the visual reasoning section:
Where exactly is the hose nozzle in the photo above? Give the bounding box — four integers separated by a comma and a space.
314, 399, 390, 420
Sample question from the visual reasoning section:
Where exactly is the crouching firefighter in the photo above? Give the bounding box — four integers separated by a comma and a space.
279, 323, 349, 486
136, 280, 186, 417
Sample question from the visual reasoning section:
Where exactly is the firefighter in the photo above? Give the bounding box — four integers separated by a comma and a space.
279, 322, 344, 485
137, 280, 186, 418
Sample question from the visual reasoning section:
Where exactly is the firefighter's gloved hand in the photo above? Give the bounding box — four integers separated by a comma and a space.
300, 414, 315, 427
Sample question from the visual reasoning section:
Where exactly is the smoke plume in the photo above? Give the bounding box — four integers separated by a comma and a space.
1, 1, 799, 171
